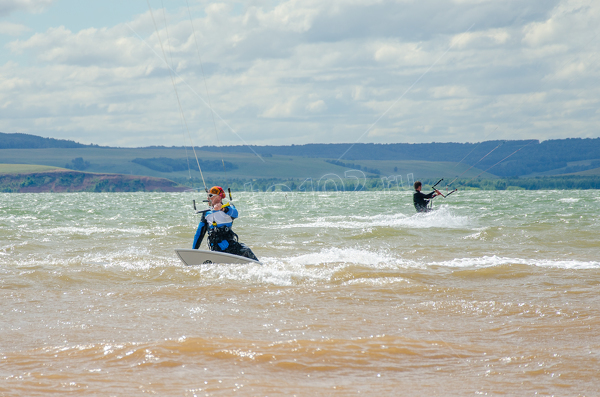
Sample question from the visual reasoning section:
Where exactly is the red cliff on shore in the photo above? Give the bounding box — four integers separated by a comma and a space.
0, 169, 188, 193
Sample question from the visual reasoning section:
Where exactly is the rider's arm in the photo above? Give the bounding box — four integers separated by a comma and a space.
192, 219, 207, 249
423, 191, 436, 199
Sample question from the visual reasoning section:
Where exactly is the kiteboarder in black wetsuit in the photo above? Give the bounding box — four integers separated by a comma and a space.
413, 181, 442, 213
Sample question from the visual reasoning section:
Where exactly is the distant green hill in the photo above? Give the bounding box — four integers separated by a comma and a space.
0, 147, 493, 186
0, 132, 91, 149
3, 132, 600, 178
195, 138, 600, 177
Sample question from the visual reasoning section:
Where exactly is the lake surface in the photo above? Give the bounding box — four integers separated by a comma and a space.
1, 190, 599, 396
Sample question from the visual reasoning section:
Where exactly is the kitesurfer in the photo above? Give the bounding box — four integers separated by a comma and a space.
413, 181, 442, 213
192, 186, 258, 261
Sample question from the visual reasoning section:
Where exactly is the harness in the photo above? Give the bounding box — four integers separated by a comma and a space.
207, 225, 239, 251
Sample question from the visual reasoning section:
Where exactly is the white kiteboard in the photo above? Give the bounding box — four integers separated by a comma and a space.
175, 248, 262, 266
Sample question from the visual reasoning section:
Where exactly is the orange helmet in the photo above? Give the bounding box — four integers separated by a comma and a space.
208, 186, 226, 198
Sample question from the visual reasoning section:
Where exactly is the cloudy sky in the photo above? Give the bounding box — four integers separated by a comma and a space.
1, 0, 599, 147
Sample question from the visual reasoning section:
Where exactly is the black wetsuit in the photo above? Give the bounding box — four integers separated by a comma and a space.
413, 190, 436, 212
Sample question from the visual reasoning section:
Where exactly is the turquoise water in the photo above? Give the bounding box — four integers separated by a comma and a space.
1, 190, 599, 395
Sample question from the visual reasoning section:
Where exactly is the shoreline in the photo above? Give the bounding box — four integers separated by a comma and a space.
0, 169, 187, 193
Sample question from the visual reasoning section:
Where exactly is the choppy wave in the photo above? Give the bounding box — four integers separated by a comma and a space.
273, 205, 472, 230
3, 245, 599, 289
432, 255, 600, 270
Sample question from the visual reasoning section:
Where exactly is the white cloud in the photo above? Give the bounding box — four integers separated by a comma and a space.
7, 24, 149, 67
0, 0, 55, 17
450, 28, 511, 49
523, 19, 559, 47
260, 96, 303, 118
431, 85, 471, 99
373, 42, 427, 65
522, 0, 599, 47
1, 0, 600, 147
306, 99, 327, 113
0, 21, 30, 36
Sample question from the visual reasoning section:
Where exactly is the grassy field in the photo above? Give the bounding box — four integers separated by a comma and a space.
0, 147, 495, 182
570, 168, 600, 176
0, 164, 65, 174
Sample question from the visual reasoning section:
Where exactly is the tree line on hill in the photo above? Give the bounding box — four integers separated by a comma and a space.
171, 175, 600, 193
0, 132, 90, 149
